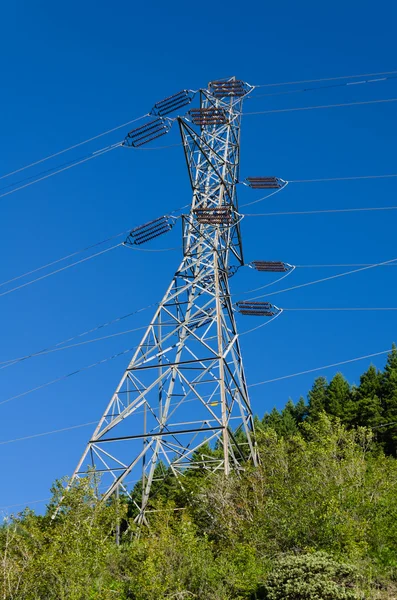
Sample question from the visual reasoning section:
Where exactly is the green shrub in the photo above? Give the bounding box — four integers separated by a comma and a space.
259, 552, 362, 600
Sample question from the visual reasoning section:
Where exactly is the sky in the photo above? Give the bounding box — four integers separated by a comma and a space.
0, 0, 396, 513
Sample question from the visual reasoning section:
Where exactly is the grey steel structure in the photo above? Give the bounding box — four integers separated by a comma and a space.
71, 79, 258, 524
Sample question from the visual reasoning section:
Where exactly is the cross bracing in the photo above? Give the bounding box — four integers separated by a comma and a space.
70, 79, 258, 524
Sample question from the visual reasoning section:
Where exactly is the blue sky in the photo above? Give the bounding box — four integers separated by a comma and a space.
0, 0, 396, 512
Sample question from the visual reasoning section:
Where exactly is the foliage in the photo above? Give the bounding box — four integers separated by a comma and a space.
2, 348, 397, 598
261, 344, 397, 457
260, 552, 361, 600
192, 415, 397, 572
0, 477, 123, 600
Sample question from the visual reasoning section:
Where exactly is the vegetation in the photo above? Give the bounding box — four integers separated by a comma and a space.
2, 347, 397, 599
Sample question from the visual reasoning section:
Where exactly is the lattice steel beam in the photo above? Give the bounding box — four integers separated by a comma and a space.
69, 77, 257, 525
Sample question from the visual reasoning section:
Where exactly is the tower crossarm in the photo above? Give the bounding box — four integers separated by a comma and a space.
69, 78, 257, 524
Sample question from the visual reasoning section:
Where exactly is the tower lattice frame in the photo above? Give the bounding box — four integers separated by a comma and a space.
70, 80, 258, 524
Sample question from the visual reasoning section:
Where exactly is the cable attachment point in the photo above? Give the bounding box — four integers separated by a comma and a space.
250, 261, 293, 273
208, 79, 251, 98
123, 118, 172, 147
227, 265, 240, 278
124, 216, 175, 246
246, 177, 286, 190
236, 301, 280, 317
150, 90, 196, 117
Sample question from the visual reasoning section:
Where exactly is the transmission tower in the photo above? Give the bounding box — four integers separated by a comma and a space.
70, 78, 258, 524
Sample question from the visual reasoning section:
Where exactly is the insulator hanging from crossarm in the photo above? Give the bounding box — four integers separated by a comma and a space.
123, 118, 172, 147
208, 79, 250, 98
236, 301, 280, 317
250, 261, 293, 273
194, 207, 233, 225
150, 90, 196, 117
124, 216, 175, 246
246, 177, 286, 189
189, 108, 227, 126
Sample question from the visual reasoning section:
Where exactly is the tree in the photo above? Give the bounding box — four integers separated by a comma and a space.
0, 477, 122, 599
349, 364, 384, 429
307, 376, 328, 419
325, 372, 351, 420
262, 407, 282, 431
262, 404, 299, 437
294, 396, 308, 423
380, 344, 397, 455
357, 364, 382, 399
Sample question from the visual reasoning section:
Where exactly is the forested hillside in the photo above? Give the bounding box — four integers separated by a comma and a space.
2, 348, 397, 599
260, 343, 397, 457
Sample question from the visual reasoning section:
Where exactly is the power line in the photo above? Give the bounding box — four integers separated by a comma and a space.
0, 143, 121, 201
0, 421, 98, 446
1, 254, 395, 390
243, 97, 397, 116
251, 74, 397, 99
2, 71, 394, 184
125, 245, 182, 253
296, 264, 397, 268
0, 346, 137, 407
238, 269, 295, 295
0, 243, 122, 299
2, 340, 394, 447
239, 174, 397, 210
0, 141, 183, 202
244, 257, 397, 301
2, 304, 396, 408
289, 174, 397, 183
0, 497, 52, 511
249, 349, 392, 387
0, 475, 144, 512
0, 302, 158, 368
0, 208, 183, 298
239, 309, 284, 335
0, 230, 131, 290
245, 206, 397, 217
254, 70, 397, 88
0, 257, 273, 370
282, 307, 397, 311
0, 258, 392, 369
133, 143, 183, 151
0, 150, 107, 195
0, 142, 183, 196
0, 397, 204, 447
0, 324, 149, 370
0, 115, 147, 182
240, 184, 288, 208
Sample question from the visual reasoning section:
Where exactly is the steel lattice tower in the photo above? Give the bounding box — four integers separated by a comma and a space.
71, 80, 258, 523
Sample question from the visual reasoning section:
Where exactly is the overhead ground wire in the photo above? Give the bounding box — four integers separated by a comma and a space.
254, 70, 397, 87
250, 74, 397, 99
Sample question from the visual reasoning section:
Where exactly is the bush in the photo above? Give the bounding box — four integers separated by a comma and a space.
258, 552, 362, 600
